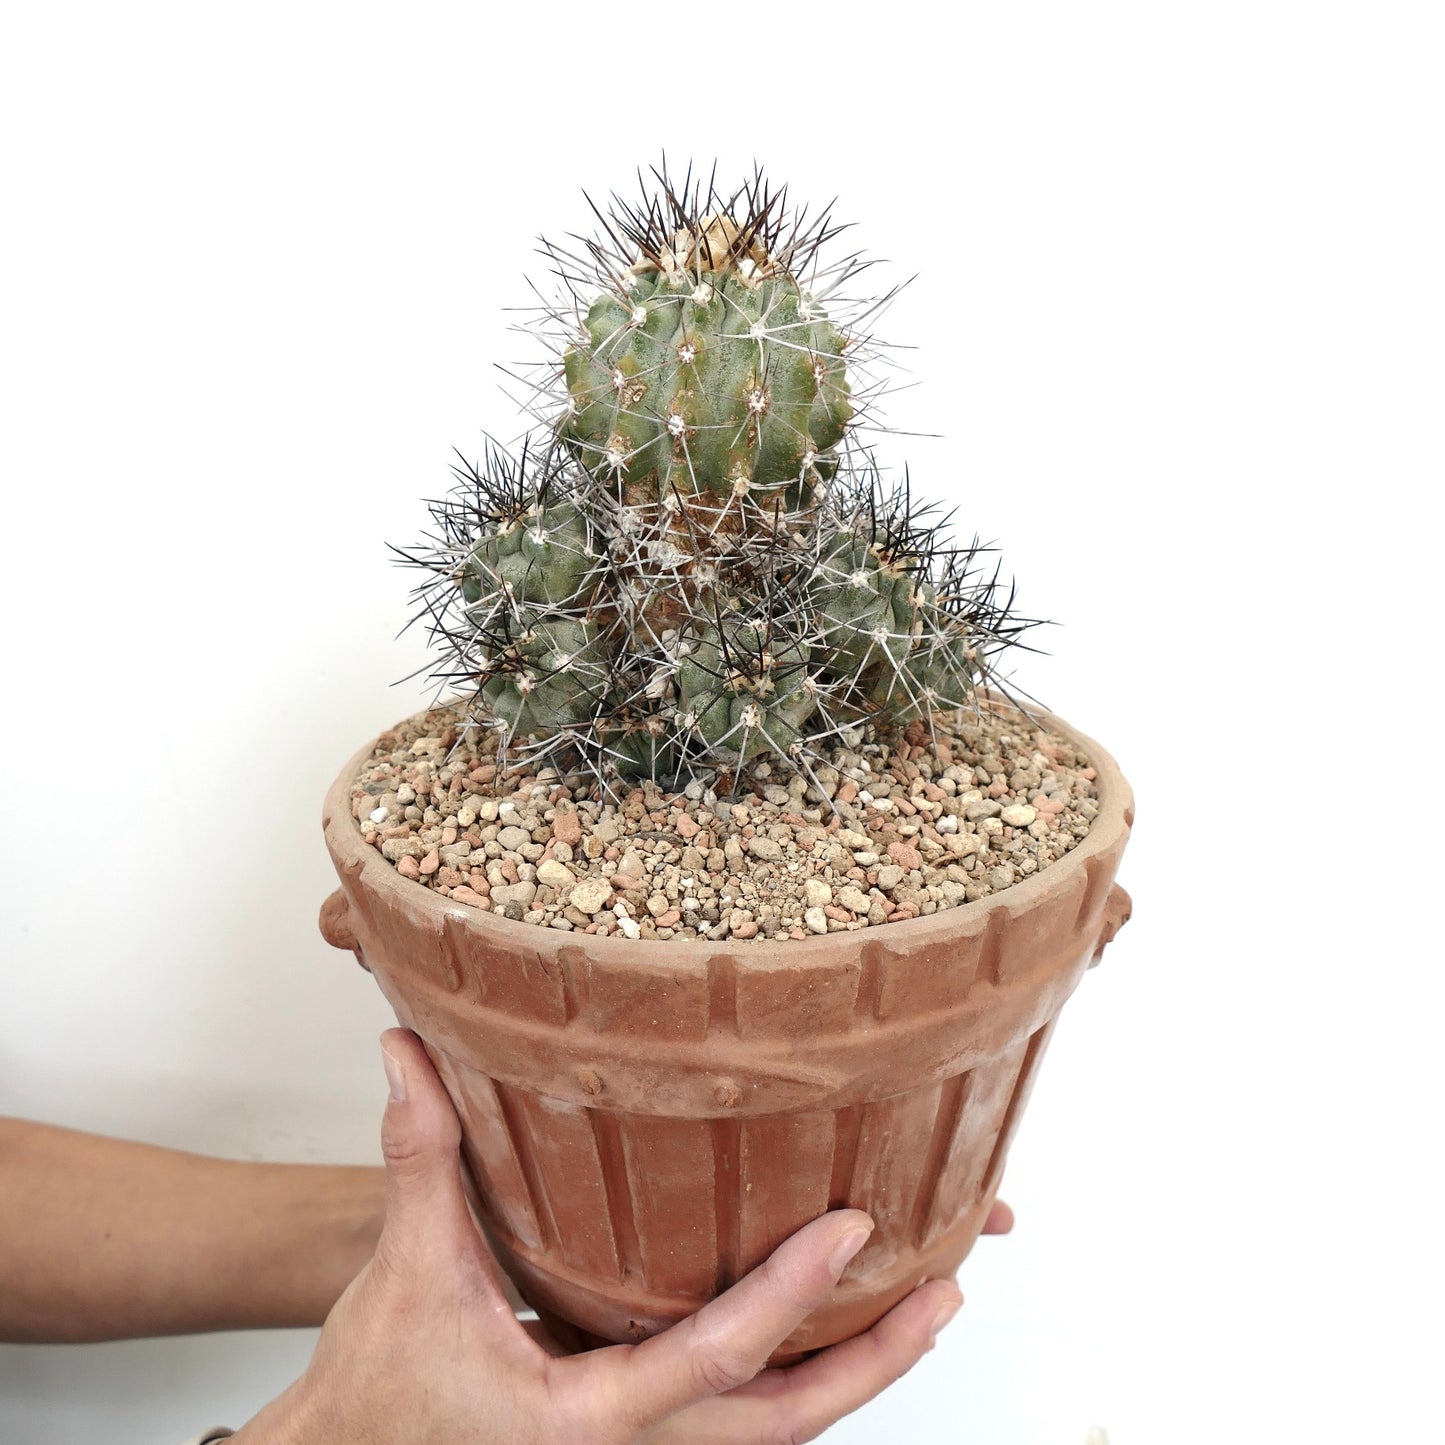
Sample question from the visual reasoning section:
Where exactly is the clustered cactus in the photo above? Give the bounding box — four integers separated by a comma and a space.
400, 166, 1032, 789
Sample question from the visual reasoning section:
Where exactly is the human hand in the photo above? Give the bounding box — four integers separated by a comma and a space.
235, 1029, 1010, 1444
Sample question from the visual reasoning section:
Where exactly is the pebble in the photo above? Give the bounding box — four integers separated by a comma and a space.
491, 881, 537, 909
803, 879, 833, 908
351, 700, 1100, 941
569, 878, 612, 915
536, 860, 574, 889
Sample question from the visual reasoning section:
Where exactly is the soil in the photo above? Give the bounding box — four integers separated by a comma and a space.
348, 702, 1099, 942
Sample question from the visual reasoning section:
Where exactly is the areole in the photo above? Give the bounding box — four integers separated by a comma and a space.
320, 703, 1133, 1360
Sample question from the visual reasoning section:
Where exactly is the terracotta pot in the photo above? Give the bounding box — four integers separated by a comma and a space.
320, 706, 1132, 1361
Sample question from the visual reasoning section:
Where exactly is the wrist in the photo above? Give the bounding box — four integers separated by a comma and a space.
308, 1167, 387, 1312
219, 1163, 386, 1330
231, 1371, 343, 1445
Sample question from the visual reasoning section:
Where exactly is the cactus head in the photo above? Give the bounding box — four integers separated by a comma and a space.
811, 533, 917, 684
459, 496, 595, 614
676, 618, 816, 764
478, 617, 606, 738
562, 264, 851, 510
546, 167, 882, 516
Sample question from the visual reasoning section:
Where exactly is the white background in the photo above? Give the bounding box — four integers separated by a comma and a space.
2, 3, 1441, 1441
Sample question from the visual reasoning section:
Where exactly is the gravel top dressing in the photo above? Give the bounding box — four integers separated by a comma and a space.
349, 703, 1099, 942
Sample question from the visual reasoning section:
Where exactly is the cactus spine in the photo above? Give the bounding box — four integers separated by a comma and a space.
400, 166, 1031, 786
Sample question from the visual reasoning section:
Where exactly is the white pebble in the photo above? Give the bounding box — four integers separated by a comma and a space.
568, 879, 612, 914
368, 806, 389, 824
804, 907, 829, 935
936, 814, 959, 833
617, 915, 641, 940
803, 878, 833, 908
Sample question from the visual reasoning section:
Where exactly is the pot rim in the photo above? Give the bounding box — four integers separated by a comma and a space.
323, 696, 1134, 968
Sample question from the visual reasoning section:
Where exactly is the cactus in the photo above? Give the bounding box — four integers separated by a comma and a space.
398, 165, 1033, 787
561, 252, 852, 507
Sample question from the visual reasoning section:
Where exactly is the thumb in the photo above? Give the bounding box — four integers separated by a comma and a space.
377, 1028, 472, 1254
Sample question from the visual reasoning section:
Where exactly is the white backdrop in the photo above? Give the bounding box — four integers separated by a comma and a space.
2, 3, 1441, 1442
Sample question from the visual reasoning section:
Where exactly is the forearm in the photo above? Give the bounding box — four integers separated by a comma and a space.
0, 1117, 386, 1342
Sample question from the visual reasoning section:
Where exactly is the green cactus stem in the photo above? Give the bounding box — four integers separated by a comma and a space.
562, 262, 851, 508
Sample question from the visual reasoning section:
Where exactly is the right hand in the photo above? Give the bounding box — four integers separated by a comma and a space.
235, 1028, 998, 1444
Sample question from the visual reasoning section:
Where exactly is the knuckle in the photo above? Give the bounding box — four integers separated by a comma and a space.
692, 1344, 758, 1397
772, 1420, 819, 1445
753, 1247, 795, 1295
752, 1248, 817, 1312
379, 1112, 420, 1165
380, 1116, 438, 1178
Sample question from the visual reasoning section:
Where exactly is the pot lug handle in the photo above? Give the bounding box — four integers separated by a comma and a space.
1089, 883, 1133, 967
319, 888, 371, 971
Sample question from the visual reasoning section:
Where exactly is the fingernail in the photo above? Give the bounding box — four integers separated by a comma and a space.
381, 1042, 407, 1102
928, 1296, 961, 1343
829, 1222, 873, 1277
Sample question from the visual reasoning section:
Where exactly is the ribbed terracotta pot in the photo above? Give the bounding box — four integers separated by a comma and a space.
320, 705, 1132, 1360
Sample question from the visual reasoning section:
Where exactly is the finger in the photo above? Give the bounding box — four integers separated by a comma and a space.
370, 1030, 544, 1372
607, 1209, 874, 1427
704, 1278, 963, 1442
982, 1198, 1015, 1234
375, 1029, 494, 1269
